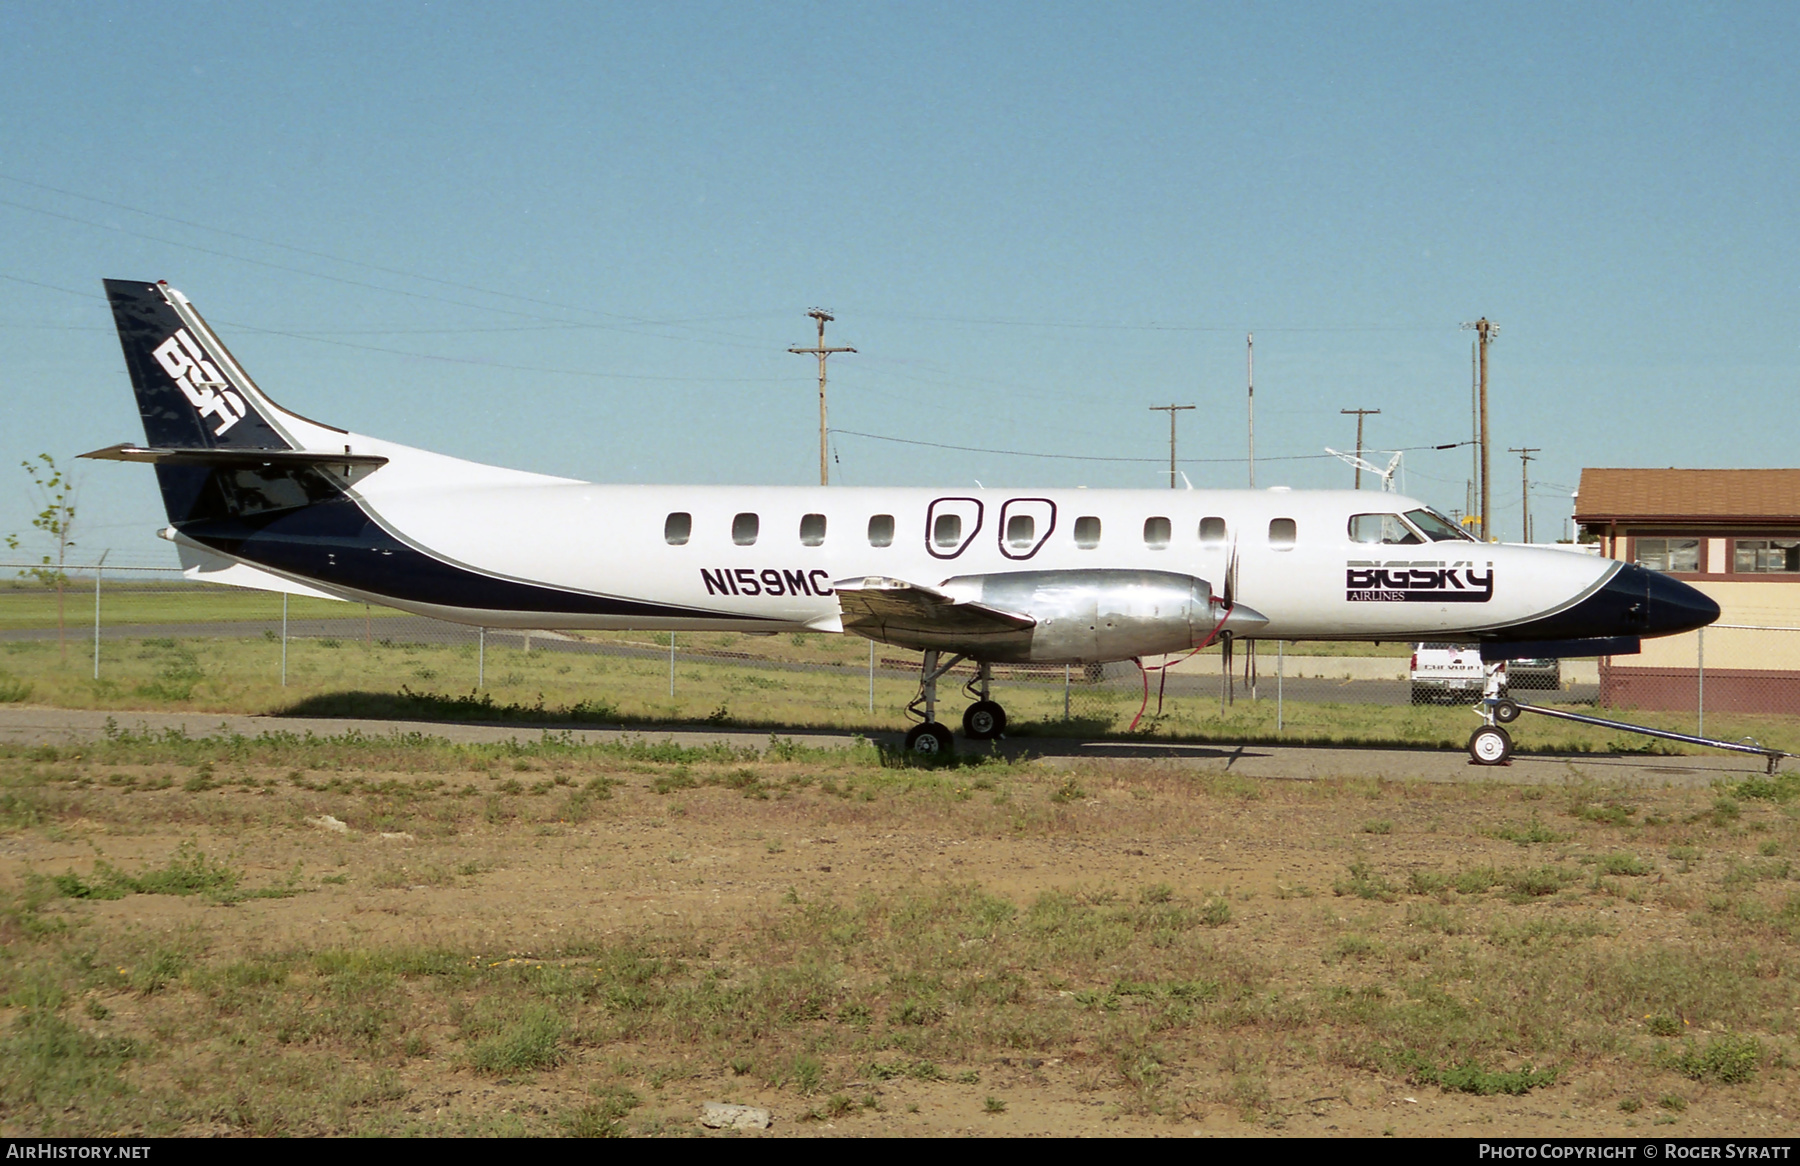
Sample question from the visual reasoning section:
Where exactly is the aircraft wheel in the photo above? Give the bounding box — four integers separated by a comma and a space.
962, 700, 1006, 740
1468, 725, 1513, 766
1493, 699, 1521, 724
905, 722, 954, 757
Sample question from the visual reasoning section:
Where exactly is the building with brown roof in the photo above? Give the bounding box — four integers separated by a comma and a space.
1575, 469, 1800, 714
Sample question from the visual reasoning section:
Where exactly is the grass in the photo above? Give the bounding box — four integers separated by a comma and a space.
7, 594, 1800, 754
0, 579, 409, 631
1, 706, 1798, 1134
1664, 1034, 1764, 1084
1394, 1049, 1560, 1095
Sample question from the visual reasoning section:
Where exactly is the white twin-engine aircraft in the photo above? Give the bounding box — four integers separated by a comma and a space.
84, 280, 1720, 764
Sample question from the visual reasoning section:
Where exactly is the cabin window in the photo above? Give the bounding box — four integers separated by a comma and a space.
1005, 514, 1035, 550
732, 512, 759, 546
867, 514, 894, 547
1143, 516, 1171, 549
1636, 537, 1699, 573
1269, 518, 1297, 548
1074, 515, 1101, 549
1199, 516, 1226, 544
1734, 539, 1800, 573
799, 513, 827, 547
663, 512, 691, 546
1349, 513, 1422, 545
933, 513, 963, 549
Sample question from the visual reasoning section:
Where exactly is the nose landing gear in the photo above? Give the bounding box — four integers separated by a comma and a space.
1467, 660, 1515, 766
1468, 724, 1514, 765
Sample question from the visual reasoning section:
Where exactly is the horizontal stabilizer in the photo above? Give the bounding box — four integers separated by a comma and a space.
832, 576, 1036, 647
80, 443, 388, 471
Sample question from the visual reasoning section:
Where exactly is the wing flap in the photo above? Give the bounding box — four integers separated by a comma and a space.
832, 576, 1035, 647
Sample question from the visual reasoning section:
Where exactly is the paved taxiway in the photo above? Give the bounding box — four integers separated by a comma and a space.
0, 707, 1775, 789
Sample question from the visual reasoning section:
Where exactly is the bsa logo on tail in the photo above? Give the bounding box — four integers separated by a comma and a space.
151, 328, 248, 437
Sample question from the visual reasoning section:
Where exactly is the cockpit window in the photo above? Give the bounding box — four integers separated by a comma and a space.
1404, 508, 1474, 542
1349, 513, 1424, 545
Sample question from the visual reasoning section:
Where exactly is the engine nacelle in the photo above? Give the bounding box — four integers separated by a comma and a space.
938, 569, 1263, 664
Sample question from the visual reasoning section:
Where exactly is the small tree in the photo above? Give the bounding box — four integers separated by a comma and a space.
8, 454, 79, 665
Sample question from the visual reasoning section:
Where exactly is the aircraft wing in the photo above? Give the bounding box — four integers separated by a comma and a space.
832, 576, 1037, 648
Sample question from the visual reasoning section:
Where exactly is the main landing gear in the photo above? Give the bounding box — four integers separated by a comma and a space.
903, 652, 1009, 756
962, 664, 1007, 740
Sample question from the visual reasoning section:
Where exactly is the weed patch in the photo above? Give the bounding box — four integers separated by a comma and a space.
1665, 1034, 1762, 1084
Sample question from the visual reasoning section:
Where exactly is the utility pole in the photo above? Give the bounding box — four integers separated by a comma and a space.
1509, 446, 1539, 543
789, 309, 855, 486
1469, 340, 1479, 533
1461, 318, 1499, 540
1149, 404, 1196, 488
1340, 408, 1381, 489
1246, 333, 1255, 487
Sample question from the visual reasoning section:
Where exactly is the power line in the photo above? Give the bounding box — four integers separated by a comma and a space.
831, 429, 1366, 465
0, 272, 785, 386
0, 172, 780, 340
874, 311, 1459, 334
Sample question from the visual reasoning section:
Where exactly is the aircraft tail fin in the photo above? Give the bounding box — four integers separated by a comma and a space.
94, 280, 377, 531
102, 279, 297, 452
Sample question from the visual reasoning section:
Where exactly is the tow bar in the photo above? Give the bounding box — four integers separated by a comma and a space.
1468, 698, 1793, 773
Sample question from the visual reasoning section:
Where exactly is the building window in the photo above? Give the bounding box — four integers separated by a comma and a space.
1269, 518, 1297, 548
732, 513, 759, 546
1637, 537, 1698, 573
1143, 516, 1171, 549
1734, 539, 1800, 573
1074, 516, 1101, 549
663, 512, 691, 546
1198, 516, 1226, 545
799, 513, 826, 547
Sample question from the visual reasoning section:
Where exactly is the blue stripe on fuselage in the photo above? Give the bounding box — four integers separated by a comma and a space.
177, 488, 771, 622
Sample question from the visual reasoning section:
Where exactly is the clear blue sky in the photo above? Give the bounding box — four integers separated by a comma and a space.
3, 1, 1796, 566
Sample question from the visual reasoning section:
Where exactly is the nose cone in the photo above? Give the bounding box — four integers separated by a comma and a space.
1635, 565, 1720, 636
1489, 560, 1719, 643
1588, 562, 1719, 637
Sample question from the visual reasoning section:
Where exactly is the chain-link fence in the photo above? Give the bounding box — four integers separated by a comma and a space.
1600, 624, 1800, 730
2, 565, 1797, 749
